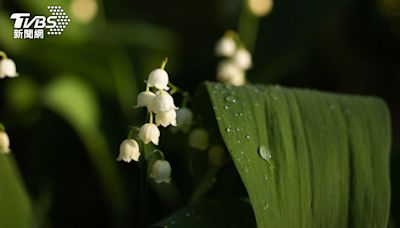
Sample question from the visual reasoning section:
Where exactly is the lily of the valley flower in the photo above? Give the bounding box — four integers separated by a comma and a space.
155, 109, 177, 127
0, 58, 18, 79
150, 160, 172, 183
174, 108, 193, 133
152, 90, 178, 113
233, 48, 252, 70
136, 91, 156, 111
147, 68, 169, 91
189, 128, 209, 151
217, 60, 245, 86
215, 35, 236, 57
0, 131, 10, 154
117, 139, 140, 162
247, 0, 273, 17
139, 123, 160, 145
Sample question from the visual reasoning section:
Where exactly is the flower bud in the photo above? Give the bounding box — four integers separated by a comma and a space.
152, 90, 178, 113
215, 36, 236, 57
136, 91, 155, 111
0, 131, 10, 154
233, 48, 252, 70
155, 109, 177, 127
147, 68, 169, 90
217, 60, 245, 86
247, 0, 273, 17
139, 123, 160, 145
0, 59, 18, 79
189, 128, 209, 151
208, 145, 226, 166
117, 139, 140, 162
150, 160, 172, 184
175, 108, 193, 133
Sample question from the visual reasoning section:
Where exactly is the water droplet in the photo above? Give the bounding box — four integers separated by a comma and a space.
239, 113, 244, 116
246, 135, 251, 139
244, 168, 249, 173
263, 203, 269, 210
225, 128, 232, 132
258, 145, 272, 161
236, 127, 241, 131
225, 96, 237, 103
237, 140, 241, 144
240, 150, 244, 154
224, 105, 229, 109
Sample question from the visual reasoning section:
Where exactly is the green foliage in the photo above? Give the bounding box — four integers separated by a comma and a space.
203, 82, 391, 227
0, 155, 32, 228
157, 82, 391, 227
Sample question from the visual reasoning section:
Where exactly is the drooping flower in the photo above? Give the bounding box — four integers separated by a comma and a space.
147, 68, 169, 90
215, 35, 236, 57
152, 90, 178, 113
189, 128, 209, 151
233, 48, 252, 70
0, 131, 10, 154
117, 139, 140, 162
0, 58, 18, 78
136, 91, 155, 111
155, 109, 177, 127
139, 123, 160, 145
150, 160, 172, 183
217, 60, 245, 86
247, 0, 273, 17
174, 108, 193, 133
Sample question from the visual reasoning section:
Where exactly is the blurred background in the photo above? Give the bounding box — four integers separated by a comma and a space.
0, 0, 399, 227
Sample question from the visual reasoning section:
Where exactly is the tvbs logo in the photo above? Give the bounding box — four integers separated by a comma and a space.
10, 6, 70, 39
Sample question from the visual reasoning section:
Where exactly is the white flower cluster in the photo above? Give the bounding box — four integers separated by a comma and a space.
0, 52, 18, 79
215, 32, 252, 86
117, 59, 179, 184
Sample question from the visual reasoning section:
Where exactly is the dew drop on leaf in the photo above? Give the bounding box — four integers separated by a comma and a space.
258, 145, 272, 161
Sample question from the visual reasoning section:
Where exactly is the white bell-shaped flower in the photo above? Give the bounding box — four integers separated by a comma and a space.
152, 90, 178, 113
215, 36, 236, 57
217, 60, 245, 86
175, 108, 193, 133
136, 91, 155, 111
0, 59, 18, 79
247, 0, 273, 17
150, 160, 172, 184
139, 123, 160, 145
117, 139, 140, 162
155, 109, 177, 127
233, 48, 252, 70
147, 68, 169, 90
0, 131, 10, 154
189, 128, 209, 151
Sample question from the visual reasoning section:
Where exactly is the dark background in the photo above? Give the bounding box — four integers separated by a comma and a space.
0, 0, 399, 227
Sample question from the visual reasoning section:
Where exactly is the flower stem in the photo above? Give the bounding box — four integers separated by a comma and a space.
160, 57, 168, 69
0, 123, 4, 132
148, 112, 153, 124
237, 2, 260, 53
0, 51, 7, 59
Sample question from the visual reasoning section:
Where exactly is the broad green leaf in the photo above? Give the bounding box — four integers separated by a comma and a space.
152, 199, 256, 228
43, 76, 127, 221
0, 155, 32, 228
196, 82, 391, 227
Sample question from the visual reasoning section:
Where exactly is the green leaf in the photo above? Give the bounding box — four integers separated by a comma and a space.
43, 76, 127, 221
0, 155, 32, 228
197, 82, 391, 227
152, 199, 256, 228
